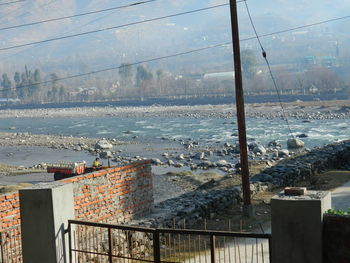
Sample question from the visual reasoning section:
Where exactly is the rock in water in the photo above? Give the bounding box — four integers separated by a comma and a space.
287, 138, 304, 149
253, 144, 267, 154
100, 151, 113, 159
95, 139, 113, 149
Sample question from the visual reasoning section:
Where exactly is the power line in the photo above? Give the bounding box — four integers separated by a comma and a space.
0, 0, 158, 32
0, 42, 231, 93
0, 0, 348, 55
0, 0, 24, 6
243, 0, 294, 138
0, 0, 55, 25
241, 14, 350, 42
1, 0, 134, 61
0, 3, 231, 52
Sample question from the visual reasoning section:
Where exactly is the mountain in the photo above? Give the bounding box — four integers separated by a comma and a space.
0, 0, 349, 76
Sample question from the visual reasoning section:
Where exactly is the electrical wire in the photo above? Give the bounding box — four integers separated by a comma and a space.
1, 0, 133, 61
0, 42, 231, 93
0, 0, 348, 55
0, 3, 230, 52
241, 14, 350, 42
0, 0, 24, 6
0, 0, 158, 32
243, 0, 294, 138
0, 0, 30, 24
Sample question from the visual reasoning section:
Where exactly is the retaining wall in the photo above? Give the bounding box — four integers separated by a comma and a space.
252, 140, 350, 186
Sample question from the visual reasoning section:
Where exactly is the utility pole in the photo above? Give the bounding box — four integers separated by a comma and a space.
229, 0, 253, 216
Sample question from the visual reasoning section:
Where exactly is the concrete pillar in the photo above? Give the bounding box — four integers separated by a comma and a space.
19, 183, 74, 263
271, 190, 331, 263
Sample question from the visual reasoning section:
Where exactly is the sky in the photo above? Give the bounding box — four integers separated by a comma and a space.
0, 0, 349, 74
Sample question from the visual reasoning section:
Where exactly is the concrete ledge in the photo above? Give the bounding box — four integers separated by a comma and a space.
20, 182, 74, 263
271, 190, 331, 263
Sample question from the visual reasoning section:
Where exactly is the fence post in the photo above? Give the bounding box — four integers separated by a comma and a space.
271, 190, 331, 263
108, 227, 113, 263
153, 230, 161, 263
210, 235, 215, 263
68, 222, 72, 263
19, 183, 74, 263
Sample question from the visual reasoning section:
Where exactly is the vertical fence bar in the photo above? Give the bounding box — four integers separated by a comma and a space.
210, 235, 215, 263
108, 227, 113, 263
153, 230, 161, 263
0, 232, 4, 263
268, 237, 272, 263
68, 222, 72, 263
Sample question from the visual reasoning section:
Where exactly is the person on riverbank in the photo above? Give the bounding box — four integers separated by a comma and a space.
92, 157, 102, 169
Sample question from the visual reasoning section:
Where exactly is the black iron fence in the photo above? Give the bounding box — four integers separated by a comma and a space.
68, 220, 271, 263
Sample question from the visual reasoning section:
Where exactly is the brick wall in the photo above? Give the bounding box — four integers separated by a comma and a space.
0, 192, 22, 263
0, 160, 153, 262
63, 160, 153, 223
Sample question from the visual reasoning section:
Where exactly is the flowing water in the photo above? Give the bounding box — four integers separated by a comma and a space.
0, 116, 349, 148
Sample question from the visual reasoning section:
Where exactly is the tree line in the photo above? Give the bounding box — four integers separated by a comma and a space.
2, 50, 349, 104
1, 65, 65, 103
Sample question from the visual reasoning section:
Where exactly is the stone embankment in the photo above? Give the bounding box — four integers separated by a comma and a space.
133, 187, 241, 228
133, 140, 350, 228
251, 140, 350, 186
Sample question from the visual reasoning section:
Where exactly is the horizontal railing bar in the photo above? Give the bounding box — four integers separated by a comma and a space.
69, 220, 157, 233
157, 229, 271, 239
71, 248, 155, 262
69, 220, 271, 239
71, 249, 109, 257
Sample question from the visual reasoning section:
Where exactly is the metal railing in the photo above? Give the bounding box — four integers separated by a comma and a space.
0, 225, 22, 263
68, 220, 271, 263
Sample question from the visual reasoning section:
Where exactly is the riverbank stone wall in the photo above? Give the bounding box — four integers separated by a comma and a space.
251, 140, 350, 186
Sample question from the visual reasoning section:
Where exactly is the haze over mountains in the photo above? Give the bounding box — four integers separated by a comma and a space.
0, 0, 349, 80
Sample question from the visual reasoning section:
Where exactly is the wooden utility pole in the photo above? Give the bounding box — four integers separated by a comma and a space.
229, 0, 253, 216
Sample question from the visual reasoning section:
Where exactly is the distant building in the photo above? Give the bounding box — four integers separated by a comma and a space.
301, 56, 337, 68
203, 72, 235, 82
81, 87, 97, 96
67, 87, 97, 98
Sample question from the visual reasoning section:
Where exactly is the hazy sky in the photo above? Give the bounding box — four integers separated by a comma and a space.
0, 0, 349, 73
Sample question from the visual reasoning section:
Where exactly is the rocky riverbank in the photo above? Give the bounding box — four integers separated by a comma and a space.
0, 132, 127, 150
0, 100, 350, 120
131, 140, 350, 229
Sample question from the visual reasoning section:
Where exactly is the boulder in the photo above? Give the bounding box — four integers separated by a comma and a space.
195, 152, 205, 160
278, 149, 290, 157
297, 133, 308, 138
95, 139, 113, 150
287, 138, 305, 149
216, 160, 228, 167
253, 144, 267, 154
177, 154, 185, 160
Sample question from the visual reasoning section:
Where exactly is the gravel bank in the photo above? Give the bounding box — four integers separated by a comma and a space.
0, 132, 127, 149
0, 100, 350, 120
